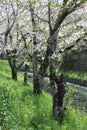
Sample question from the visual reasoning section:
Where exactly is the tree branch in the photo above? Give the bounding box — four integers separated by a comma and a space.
34, 13, 48, 23
52, 1, 85, 34
19, 29, 32, 59
48, 0, 52, 32
63, 0, 68, 6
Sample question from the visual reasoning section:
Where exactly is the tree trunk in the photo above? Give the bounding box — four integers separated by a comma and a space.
33, 51, 42, 94
6, 49, 18, 81
49, 32, 66, 121
30, 5, 42, 94
24, 64, 29, 84
12, 67, 17, 81
33, 75, 42, 94
50, 72, 66, 121
50, 58, 66, 122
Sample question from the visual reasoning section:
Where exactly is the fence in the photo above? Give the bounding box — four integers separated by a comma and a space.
61, 50, 87, 72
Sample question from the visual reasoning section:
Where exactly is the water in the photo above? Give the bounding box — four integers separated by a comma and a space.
66, 82, 87, 90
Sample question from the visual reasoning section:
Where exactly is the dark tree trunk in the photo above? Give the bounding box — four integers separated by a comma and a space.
11, 57, 17, 81
49, 32, 66, 121
33, 50, 42, 94
50, 59, 66, 121
10, 59, 17, 81
6, 49, 18, 81
12, 67, 17, 81
24, 64, 29, 84
50, 73, 66, 121
33, 76, 42, 94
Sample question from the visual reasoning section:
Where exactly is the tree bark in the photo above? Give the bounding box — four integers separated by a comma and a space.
6, 49, 18, 81
33, 50, 42, 94
51, 73, 66, 121
24, 63, 29, 84
47, 31, 66, 121
12, 67, 17, 81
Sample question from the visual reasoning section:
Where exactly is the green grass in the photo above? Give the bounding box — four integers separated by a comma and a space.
59, 70, 87, 82
0, 60, 87, 130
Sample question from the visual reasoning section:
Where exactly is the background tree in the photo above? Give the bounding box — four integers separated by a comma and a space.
0, 0, 32, 80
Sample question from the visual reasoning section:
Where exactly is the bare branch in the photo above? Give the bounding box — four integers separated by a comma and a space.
19, 28, 32, 59
10, 0, 15, 15
63, 0, 68, 6
48, 0, 52, 32
62, 32, 87, 53
34, 13, 48, 23
68, 1, 85, 14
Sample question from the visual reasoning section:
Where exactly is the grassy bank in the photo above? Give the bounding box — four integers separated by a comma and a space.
59, 70, 87, 82
0, 60, 87, 130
